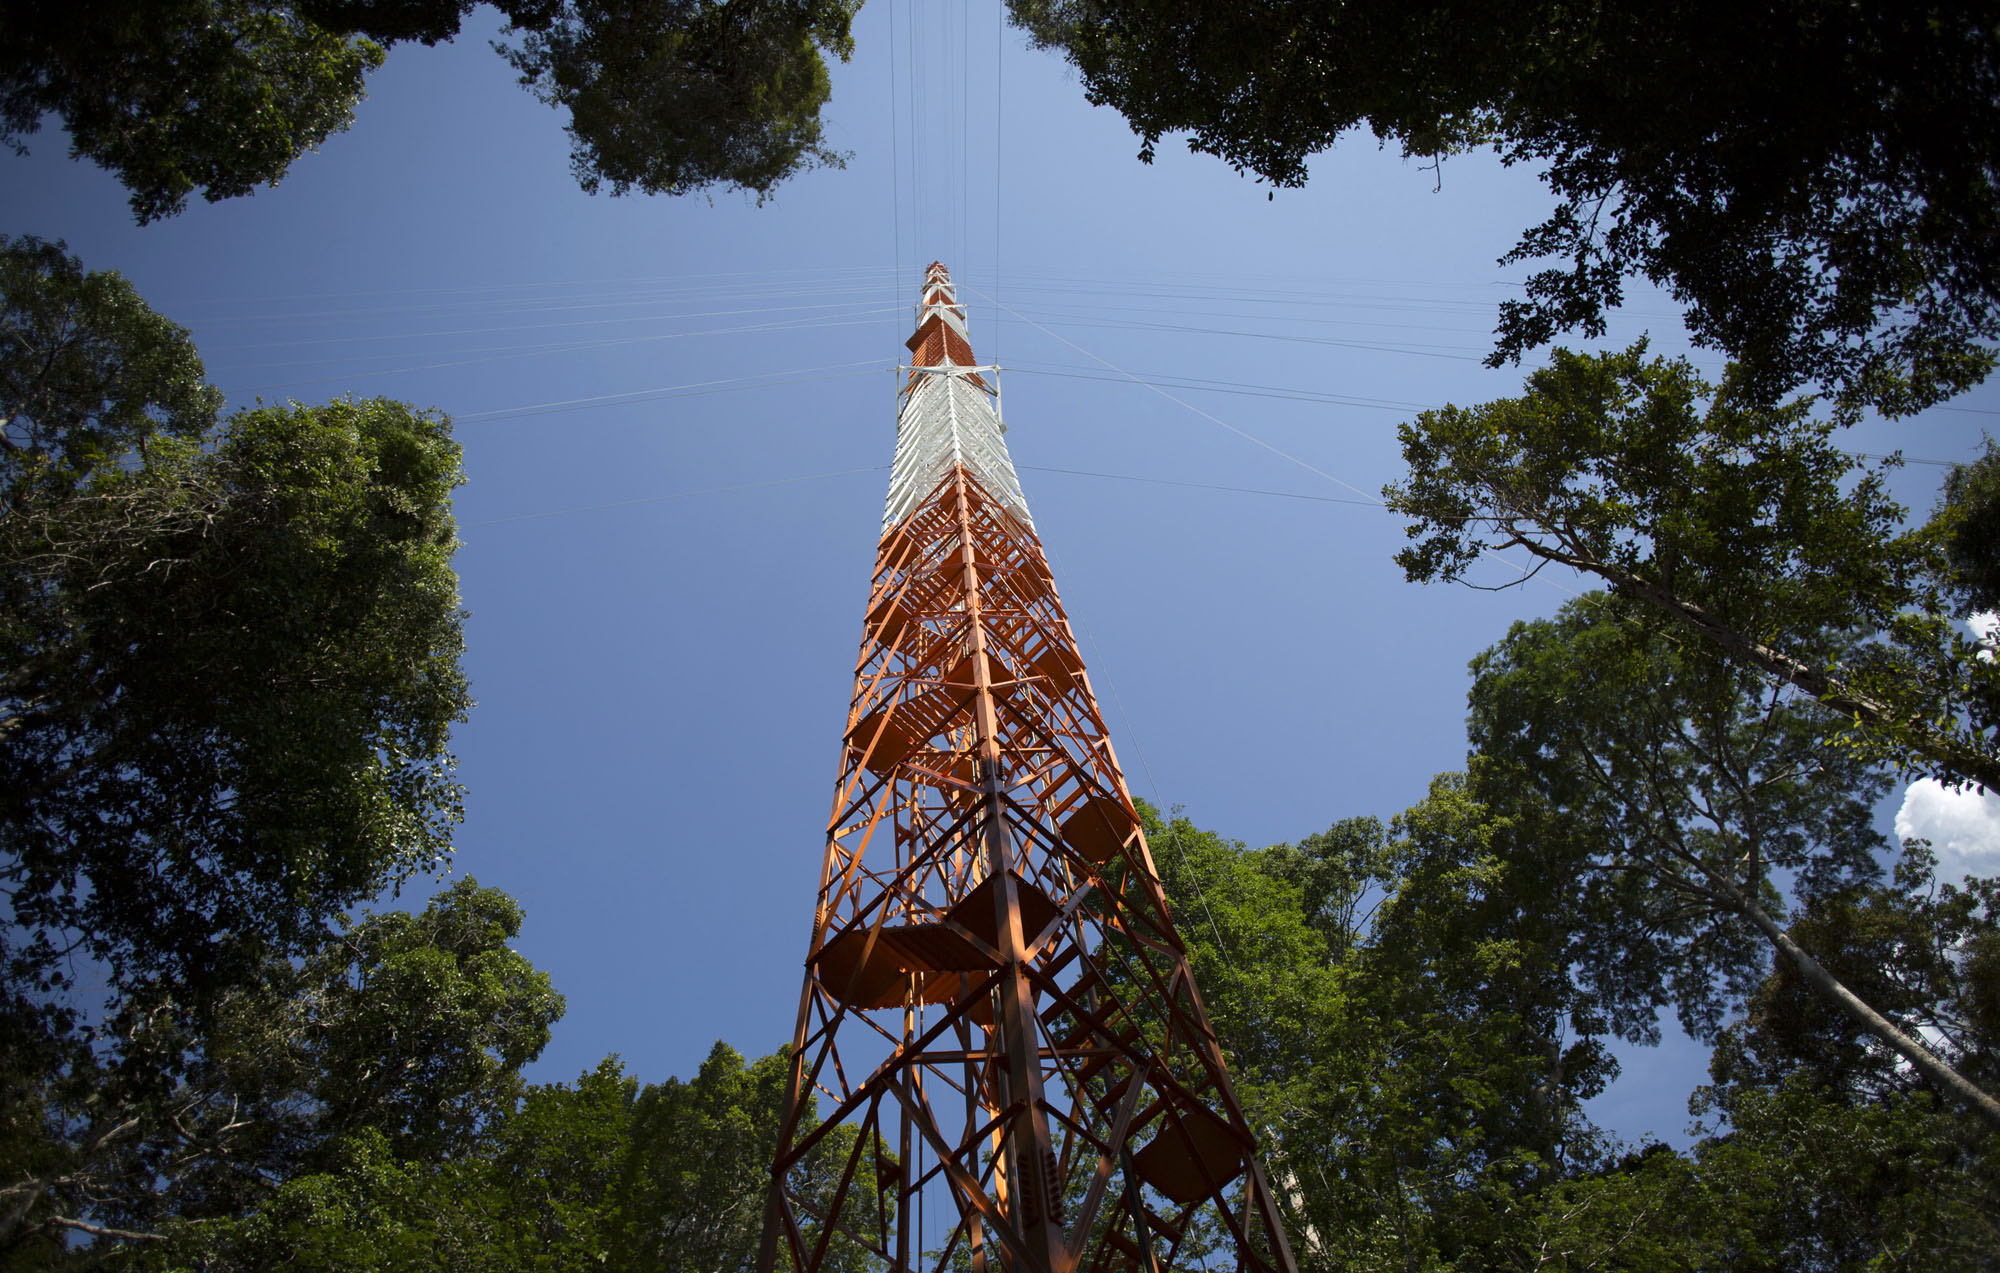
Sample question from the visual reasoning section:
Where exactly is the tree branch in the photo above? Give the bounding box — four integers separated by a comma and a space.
1503, 539, 2000, 792
1695, 861, 2000, 1129
51, 1215, 166, 1242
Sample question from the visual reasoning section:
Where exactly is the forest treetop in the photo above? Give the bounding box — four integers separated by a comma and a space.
0, 0, 858, 222
1010, 0, 2000, 415
1384, 343, 2000, 795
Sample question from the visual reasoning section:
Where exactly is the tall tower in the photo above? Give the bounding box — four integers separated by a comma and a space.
759, 265, 1297, 1273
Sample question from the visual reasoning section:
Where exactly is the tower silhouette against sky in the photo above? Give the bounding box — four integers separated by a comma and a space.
758, 264, 1297, 1273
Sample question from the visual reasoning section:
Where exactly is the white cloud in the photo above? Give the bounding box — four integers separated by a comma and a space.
1895, 779, 2000, 886
1972, 611, 1998, 661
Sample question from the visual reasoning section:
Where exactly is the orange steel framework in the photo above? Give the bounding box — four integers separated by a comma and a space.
758, 264, 1298, 1273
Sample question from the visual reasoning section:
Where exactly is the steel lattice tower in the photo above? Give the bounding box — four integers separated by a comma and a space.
759, 264, 1298, 1273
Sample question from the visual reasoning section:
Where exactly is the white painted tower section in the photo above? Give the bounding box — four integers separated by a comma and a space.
883, 265, 1031, 533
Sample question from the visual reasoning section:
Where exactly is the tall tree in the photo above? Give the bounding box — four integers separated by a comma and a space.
1142, 797, 1617, 1271
2, 237, 473, 1102
0, 879, 564, 1261
0, 234, 502, 1262
1, 0, 857, 221
1464, 594, 2000, 1127
1009, 0, 2000, 413
1707, 844, 2000, 1107
1136, 788, 2000, 1272
1524, 845, 2000, 1270
1383, 343, 2000, 796
2, 391, 472, 1004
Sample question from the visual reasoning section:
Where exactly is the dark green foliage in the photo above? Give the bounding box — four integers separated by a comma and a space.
1151, 783, 1999, 1272
0, 1, 385, 222
1009, 0, 2000, 413
500, 0, 857, 201
2, 393, 471, 1004
0, 237, 223, 501
1464, 587, 1999, 1111
1694, 1080, 2000, 1272
1254, 815, 1389, 961
295, 0, 563, 46
2, 880, 564, 1262
1708, 843, 2000, 1106
0, 234, 891, 1272
1134, 555, 1999, 1264
614, 1041, 797, 1271
161, 1057, 629, 1271
1525, 1084, 2000, 1272
1, 1, 854, 221
303, 882, 565, 1160
1384, 343, 2000, 795
1385, 344, 1903, 613
144, 1041, 884, 1273
1673, 855, 2000, 1270
613, 1041, 885, 1273
1940, 437, 2000, 616
0, 240, 500, 1262
1467, 595, 1893, 1042
1145, 805, 1347, 1099
1142, 794, 1616, 1270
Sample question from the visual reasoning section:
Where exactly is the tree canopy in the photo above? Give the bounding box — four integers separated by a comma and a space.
0, 236, 223, 502
1469, 594, 2000, 1124
129, 1037, 888, 1272
0, 0, 857, 221
501, 0, 857, 201
1145, 759, 2000, 1269
2, 386, 471, 1003
0, 233, 905, 1271
1008, 0, 2000, 414
1, 241, 478, 1244
0, 2, 387, 224
1383, 343, 2000, 796
0, 878, 564, 1261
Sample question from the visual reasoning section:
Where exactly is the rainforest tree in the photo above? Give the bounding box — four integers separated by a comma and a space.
1, 234, 492, 1257
1010, 0, 2000, 413
0, 880, 565, 1260
1, 0, 857, 221
1461, 595, 2000, 1126
1384, 343, 2000, 796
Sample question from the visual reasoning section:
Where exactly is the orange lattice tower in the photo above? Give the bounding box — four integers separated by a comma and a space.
758, 265, 1298, 1273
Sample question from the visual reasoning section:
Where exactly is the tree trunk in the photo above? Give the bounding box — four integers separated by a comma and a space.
1730, 888, 2000, 1130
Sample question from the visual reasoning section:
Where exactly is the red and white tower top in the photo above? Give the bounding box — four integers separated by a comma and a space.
887, 263, 1030, 530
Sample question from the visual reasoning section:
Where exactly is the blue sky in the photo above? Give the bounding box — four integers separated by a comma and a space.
6, 1, 1995, 1150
